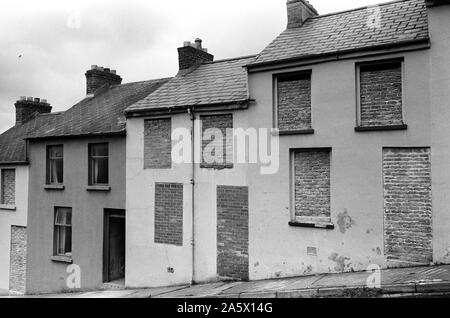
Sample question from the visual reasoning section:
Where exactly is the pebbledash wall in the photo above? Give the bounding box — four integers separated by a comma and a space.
126, 111, 251, 287
0, 166, 28, 293
26, 136, 125, 294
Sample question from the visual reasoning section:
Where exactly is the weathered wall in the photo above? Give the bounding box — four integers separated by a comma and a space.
0, 165, 28, 292
429, 4, 450, 264
247, 50, 432, 280
26, 136, 125, 294
126, 111, 249, 288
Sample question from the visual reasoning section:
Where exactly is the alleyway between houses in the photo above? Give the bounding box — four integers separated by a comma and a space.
2, 264, 450, 298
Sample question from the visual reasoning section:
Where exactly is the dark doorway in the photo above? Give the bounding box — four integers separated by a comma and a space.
103, 209, 125, 283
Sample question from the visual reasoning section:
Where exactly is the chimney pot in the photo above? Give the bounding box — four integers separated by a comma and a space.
183, 41, 191, 47
85, 65, 122, 95
14, 97, 52, 125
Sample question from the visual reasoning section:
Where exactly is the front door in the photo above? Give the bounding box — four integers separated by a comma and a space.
103, 210, 125, 282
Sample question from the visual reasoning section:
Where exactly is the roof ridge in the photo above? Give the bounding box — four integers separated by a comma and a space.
113, 77, 172, 88
310, 0, 414, 20
204, 54, 258, 64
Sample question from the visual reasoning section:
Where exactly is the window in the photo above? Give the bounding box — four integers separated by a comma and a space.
1, 169, 15, 206
54, 207, 72, 257
47, 145, 63, 185
144, 118, 172, 169
89, 143, 109, 185
356, 59, 406, 130
290, 149, 332, 228
275, 71, 313, 134
201, 114, 233, 169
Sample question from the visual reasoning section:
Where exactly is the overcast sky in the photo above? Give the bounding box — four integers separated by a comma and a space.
0, 0, 392, 132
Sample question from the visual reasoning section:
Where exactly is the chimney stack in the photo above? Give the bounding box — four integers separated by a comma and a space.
178, 38, 214, 71
287, 0, 318, 29
85, 65, 122, 95
15, 96, 52, 125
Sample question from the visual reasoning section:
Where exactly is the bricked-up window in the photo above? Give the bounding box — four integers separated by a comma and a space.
54, 207, 72, 257
144, 118, 172, 169
154, 183, 183, 246
201, 114, 233, 169
1, 169, 15, 205
383, 148, 432, 264
358, 60, 405, 128
276, 71, 312, 132
292, 149, 331, 222
88, 143, 109, 185
46, 145, 63, 185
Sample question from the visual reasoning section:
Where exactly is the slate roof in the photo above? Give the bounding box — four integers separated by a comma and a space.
0, 112, 62, 164
248, 0, 429, 67
26, 78, 170, 140
126, 55, 256, 114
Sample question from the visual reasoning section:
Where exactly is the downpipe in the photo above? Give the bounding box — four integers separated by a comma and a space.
188, 107, 196, 285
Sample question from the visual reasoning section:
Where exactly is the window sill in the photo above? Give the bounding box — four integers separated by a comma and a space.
0, 204, 16, 211
273, 129, 314, 136
200, 164, 234, 170
289, 218, 334, 230
51, 255, 73, 264
44, 184, 65, 190
355, 124, 407, 132
86, 185, 111, 192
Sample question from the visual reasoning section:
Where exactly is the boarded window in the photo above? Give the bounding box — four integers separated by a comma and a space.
46, 145, 64, 184
293, 149, 331, 219
54, 207, 72, 257
1, 169, 15, 205
277, 72, 312, 131
359, 61, 404, 127
144, 118, 172, 169
201, 114, 233, 169
154, 183, 183, 246
88, 143, 109, 185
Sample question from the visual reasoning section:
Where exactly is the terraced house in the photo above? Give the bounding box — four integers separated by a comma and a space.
124, 0, 450, 288
0, 99, 60, 294
23, 68, 169, 294
0, 0, 449, 295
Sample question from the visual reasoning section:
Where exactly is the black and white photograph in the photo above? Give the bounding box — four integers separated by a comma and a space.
0, 0, 449, 307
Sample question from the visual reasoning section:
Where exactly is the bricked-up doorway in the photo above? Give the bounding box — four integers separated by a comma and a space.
383, 148, 432, 265
9, 225, 27, 293
103, 209, 125, 283
217, 186, 249, 281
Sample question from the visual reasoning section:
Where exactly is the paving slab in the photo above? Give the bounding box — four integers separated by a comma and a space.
153, 282, 238, 298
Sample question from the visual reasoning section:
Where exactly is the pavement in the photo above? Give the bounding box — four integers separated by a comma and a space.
4, 264, 450, 298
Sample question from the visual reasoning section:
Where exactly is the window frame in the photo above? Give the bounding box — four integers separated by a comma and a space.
46, 145, 64, 185
88, 143, 109, 186
355, 58, 407, 131
0, 168, 16, 208
53, 207, 72, 258
289, 148, 334, 229
273, 69, 314, 135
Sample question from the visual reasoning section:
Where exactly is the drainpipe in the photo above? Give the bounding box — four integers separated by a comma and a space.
187, 107, 196, 285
